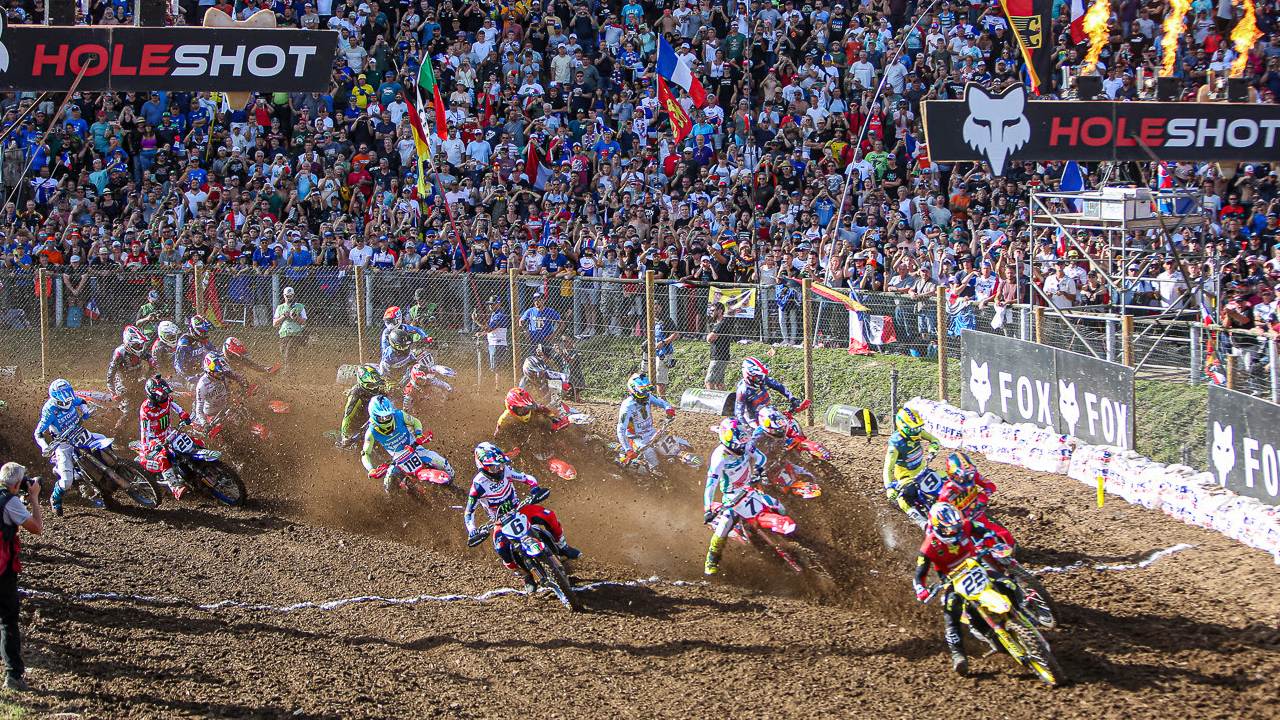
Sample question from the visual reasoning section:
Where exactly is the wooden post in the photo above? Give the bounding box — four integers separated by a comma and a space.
1226, 354, 1236, 391
801, 278, 814, 426
936, 286, 948, 402
38, 268, 49, 383
509, 267, 521, 387
1122, 314, 1134, 367
193, 265, 204, 317
353, 265, 366, 365
644, 270, 657, 379
1034, 306, 1045, 345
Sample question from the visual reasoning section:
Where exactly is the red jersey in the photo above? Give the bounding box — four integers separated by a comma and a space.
918, 519, 986, 576
138, 399, 188, 444
936, 474, 996, 518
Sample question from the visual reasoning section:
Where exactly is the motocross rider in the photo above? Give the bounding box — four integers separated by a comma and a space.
150, 321, 182, 384
494, 387, 568, 438
464, 442, 580, 593
733, 357, 801, 431
337, 364, 391, 449
222, 337, 281, 375
883, 407, 943, 528
137, 375, 194, 498
616, 373, 675, 474
34, 379, 103, 516
107, 325, 157, 430
402, 360, 447, 413
191, 352, 249, 428
937, 452, 1016, 548
518, 357, 558, 407
360, 396, 453, 494
174, 315, 217, 384
702, 418, 778, 576
380, 306, 427, 353
913, 502, 1013, 676
380, 327, 431, 386
747, 406, 801, 485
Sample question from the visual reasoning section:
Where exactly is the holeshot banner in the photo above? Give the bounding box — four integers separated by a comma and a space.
961, 330, 1134, 448
922, 83, 1280, 174
1207, 385, 1280, 506
0, 26, 338, 92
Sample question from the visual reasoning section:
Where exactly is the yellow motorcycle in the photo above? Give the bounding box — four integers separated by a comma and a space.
927, 548, 1064, 686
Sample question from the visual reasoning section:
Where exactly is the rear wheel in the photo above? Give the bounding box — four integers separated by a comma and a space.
1011, 618, 1064, 686
195, 460, 247, 506
104, 461, 163, 509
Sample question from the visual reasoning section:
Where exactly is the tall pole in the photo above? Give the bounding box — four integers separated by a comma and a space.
644, 270, 657, 379
509, 266, 520, 387
1122, 314, 1134, 367
353, 265, 366, 365
936, 286, 948, 402
38, 268, 49, 383
802, 278, 815, 426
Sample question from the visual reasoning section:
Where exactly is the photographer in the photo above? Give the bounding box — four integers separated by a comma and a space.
0, 463, 42, 692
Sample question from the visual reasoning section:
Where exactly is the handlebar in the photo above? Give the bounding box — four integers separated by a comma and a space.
468, 495, 537, 546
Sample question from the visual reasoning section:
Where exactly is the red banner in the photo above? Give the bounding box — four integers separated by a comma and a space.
657, 76, 692, 144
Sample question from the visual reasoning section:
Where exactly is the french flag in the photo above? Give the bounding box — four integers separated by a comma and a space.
1070, 0, 1087, 44
656, 36, 707, 108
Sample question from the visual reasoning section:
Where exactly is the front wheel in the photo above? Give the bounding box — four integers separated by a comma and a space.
1011, 618, 1065, 686
104, 460, 163, 509
535, 554, 582, 612
193, 460, 248, 506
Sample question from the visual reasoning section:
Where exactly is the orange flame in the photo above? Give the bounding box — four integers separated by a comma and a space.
1161, 0, 1191, 76
1231, 0, 1262, 77
1080, 0, 1111, 75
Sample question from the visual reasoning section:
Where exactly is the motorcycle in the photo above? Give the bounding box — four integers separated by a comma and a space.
401, 353, 458, 411
540, 370, 592, 425
44, 425, 162, 510
609, 419, 703, 471
778, 400, 833, 461
925, 547, 1063, 686
896, 451, 946, 531
706, 486, 827, 576
203, 396, 276, 444
131, 429, 248, 506
368, 440, 454, 501
467, 494, 581, 612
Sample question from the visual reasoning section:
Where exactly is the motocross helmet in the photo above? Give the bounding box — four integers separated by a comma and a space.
203, 352, 230, 376
147, 289, 160, 304
156, 321, 180, 348
717, 417, 748, 455
627, 372, 653, 400
946, 452, 977, 490
894, 407, 925, 438
741, 357, 768, 387
223, 337, 248, 357
474, 441, 509, 474
48, 379, 76, 410
356, 363, 383, 392
382, 306, 402, 329
758, 407, 788, 438
929, 503, 965, 545
387, 328, 412, 352
523, 357, 547, 380
409, 364, 432, 388
123, 325, 148, 356
368, 395, 397, 434
189, 315, 213, 341
505, 387, 535, 418
145, 375, 171, 406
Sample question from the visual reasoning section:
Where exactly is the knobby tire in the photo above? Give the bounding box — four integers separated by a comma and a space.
198, 460, 248, 506
1011, 617, 1064, 686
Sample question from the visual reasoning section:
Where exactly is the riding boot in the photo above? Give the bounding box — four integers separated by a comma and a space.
944, 614, 968, 675
160, 468, 185, 499
948, 641, 969, 676
554, 537, 581, 560
50, 485, 65, 517
906, 507, 928, 530
704, 535, 726, 575
511, 568, 536, 595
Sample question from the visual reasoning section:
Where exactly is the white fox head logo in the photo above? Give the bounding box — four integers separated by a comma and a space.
962, 84, 1030, 177
969, 360, 991, 414
1211, 422, 1236, 486
0, 17, 9, 74
1058, 380, 1080, 436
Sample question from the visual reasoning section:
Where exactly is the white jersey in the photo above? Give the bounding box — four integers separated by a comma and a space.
616, 394, 673, 445
703, 445, 766, 508
464, 466, 537, 531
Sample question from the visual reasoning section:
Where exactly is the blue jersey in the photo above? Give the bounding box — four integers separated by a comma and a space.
379, 324, 427, 353
34, 397, 92, 444
174, 334, 216, 380
733, 377, 795, 429
380, 341, 418, 372
367, 410, 416, 455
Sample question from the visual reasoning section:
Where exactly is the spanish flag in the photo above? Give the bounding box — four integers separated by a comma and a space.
657, 76, 692, 144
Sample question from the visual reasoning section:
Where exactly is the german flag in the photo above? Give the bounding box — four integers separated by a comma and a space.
809, 282, 868, 312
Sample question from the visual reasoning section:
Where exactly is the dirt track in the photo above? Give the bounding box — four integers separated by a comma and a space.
1, 378, 1278, 719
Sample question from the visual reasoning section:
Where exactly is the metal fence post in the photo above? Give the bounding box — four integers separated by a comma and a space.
54, 272, 63, 328
353, 265, 366, 365
271, 272, 281, 318
1105, 315, 1116, 363
193, 265, 205, 317
802, 278, 814, 425
508, 267, 520, 386
1019, 306, 1030, 342
890, 366, 899, 418
1190, 324, 1203, 385
1122, 314, 1134, 367
1270, 336, 1278, 403
644, 270, 656, 378
936, 286, 948, 402
38, 268, 49, 382
759, 281, 770, 342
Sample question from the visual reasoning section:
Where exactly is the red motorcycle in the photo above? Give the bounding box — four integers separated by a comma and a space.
368, 441, 454, 503
705, 487, 826, 576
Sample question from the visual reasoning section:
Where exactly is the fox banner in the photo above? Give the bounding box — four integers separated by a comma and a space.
1207, 385, 1280, 506
922, 84, 1280, 175
709, 286, 755, 319
961, 330, 1134, 448
0, 25, 337, 92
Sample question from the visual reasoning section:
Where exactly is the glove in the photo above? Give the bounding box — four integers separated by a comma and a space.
36, 440, 48, 454
885, 486, 899, 502
789, 397, 803, 412
665, 406, 676, 419
929, 441, 940, 455
417, 430, 433, 444
914, 583, 929, 602
530, 486, 550, 503
703, 508, 717, 524
551, 416, 569, 431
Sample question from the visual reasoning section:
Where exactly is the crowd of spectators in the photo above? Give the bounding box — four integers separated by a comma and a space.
0, 0, 1276, 349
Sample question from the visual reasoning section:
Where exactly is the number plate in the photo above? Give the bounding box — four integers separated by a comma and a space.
956, 565, 990, 597
66, 426, 91, 447
501, 513, 529, 539
394, 447, 423, 473
731, 491, 767, 518
170, 433, 195, 454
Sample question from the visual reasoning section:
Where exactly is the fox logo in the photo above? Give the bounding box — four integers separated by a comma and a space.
0, 17, 9, 73
962, 84, 1030, 177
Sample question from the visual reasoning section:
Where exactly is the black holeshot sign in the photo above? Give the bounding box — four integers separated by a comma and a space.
1207, 385, 1280, 506
0, 26, 338, 92
961, 330, 1134, 449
